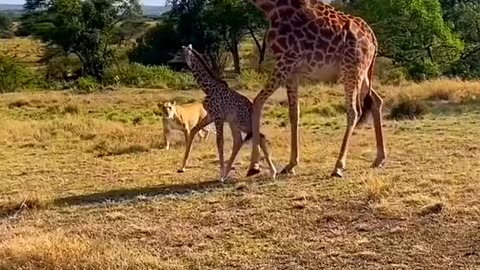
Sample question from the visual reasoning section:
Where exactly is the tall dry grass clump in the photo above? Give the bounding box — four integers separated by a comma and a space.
0, 233, 165, 270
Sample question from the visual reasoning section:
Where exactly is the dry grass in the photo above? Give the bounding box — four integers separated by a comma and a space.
0, 232, 166, 269
0, 80, 479, 269
0, 38, 44, 66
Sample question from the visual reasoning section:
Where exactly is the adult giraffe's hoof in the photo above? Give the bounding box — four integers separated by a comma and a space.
246, 168, 261, 177
280, 167, 295, 175
371, 157, 386, 168
331, 168, 344, 178
177, 168, 186, 173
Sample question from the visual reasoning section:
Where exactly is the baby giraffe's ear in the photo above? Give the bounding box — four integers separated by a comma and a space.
188, 44, 193, 49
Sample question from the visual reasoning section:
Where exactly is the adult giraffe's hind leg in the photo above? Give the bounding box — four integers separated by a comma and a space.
331, 73, 361, 178
280, 75, 299, 175
370, 88, 386, 168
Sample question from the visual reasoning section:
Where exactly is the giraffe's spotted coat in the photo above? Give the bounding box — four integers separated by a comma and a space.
247, 0, 387, 177
178, 45, 277, 182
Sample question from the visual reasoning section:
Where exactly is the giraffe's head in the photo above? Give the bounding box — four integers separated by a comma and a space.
159, 101, 177, 119
181, 44, 195, 69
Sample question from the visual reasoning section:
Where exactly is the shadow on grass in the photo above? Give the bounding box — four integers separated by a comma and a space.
53, 180, 227, 207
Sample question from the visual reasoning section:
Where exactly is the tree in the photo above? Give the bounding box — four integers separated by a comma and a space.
111, 19, 148, 47
352, 0, 464, 79
203, 0, 266, 73
440, 1, 480, 78
128, 20, 183, 67
167, 0, 266, 74
22, 0, 141, 80
167, 0, 227, 74
0, 12, 13, 38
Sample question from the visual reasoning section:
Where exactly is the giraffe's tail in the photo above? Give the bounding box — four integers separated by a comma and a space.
357, 42, 377, 126
356, 93, 373, 126
243, 132, 265, 143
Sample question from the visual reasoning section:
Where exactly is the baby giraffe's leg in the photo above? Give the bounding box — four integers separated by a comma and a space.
214, 120, 226, 182
178, 116, 213, 173
224, 123, 244, 180
259, 134, 277, 180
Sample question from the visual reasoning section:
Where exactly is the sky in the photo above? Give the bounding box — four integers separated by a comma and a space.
0, 0, 167, 5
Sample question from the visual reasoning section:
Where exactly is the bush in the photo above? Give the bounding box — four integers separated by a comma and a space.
46, 55, 82, 81
128, 22, 183, 67
0, 30, 14, 38
375, 57, 407, 85
0, 12, 13, 38
74, 76, 98, 93
237, 69, 267, 90
104, 63, 197, 90
389, 96, 428, 120
0, 57, 42, 92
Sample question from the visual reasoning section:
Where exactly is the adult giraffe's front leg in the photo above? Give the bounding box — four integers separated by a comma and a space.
247, 64, 292, 177
281, 75, 300, 175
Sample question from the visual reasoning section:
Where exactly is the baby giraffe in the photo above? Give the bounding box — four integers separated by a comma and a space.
178, 44, 276, 182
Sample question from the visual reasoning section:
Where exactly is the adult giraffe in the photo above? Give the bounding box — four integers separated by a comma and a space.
246, 0, 386, 177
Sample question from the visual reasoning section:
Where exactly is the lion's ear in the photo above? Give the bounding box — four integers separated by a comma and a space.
172, 100, 176, 106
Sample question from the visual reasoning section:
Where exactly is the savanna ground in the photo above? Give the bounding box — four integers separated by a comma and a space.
0, 79, 479, 269
0, 37, 479, 269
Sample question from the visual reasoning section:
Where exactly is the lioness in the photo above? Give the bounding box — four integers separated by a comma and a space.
159, 101, 215, 150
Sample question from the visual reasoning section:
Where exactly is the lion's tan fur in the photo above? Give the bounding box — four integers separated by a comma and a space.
159, 101, 214, 150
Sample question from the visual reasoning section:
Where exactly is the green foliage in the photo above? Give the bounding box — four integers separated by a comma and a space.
168, 0, 225, 73
375, 57, 407, 85
237, 68, 267, 90
0, 12, 13, 38
167, 0, 266, 74
111, 19, 148, 46
128, 21, 183, 67
22, 0, 141, 80
0, 57, 42, 92
104, 63, 197, 90
46, 55, 82, 81
442, 2, 480, 78
202, 0, 266, 73
353, 0, 464, 79
74, 76, 99, 93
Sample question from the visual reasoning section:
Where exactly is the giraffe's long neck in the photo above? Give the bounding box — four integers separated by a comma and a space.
189, 53, 228, 95
248, 0, 278, 19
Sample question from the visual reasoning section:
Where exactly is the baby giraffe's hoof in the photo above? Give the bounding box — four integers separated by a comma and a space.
330, 168, 344, 178
246, 168, 261, 177
177, 168, 186, 173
